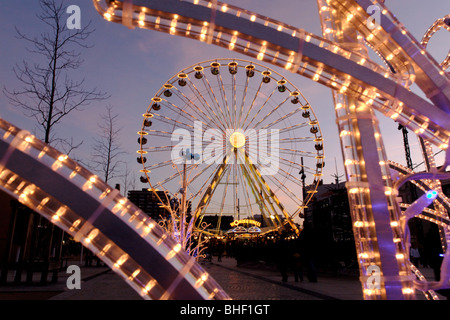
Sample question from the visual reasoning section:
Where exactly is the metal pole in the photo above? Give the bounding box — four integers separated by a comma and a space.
180, 162, 187, 247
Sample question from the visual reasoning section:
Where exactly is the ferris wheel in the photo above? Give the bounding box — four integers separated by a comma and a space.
137, 58, 324, 235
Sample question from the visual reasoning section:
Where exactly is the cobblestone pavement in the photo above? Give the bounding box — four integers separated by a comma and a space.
47, 258, 362, 300
48, 260, 330, 300
0, 257, 445, 301
206, 259, 446, 301
204, 258, 361, 300
204, 264, 323, 300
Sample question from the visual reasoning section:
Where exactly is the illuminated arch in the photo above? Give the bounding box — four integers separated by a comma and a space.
0, 118, 230, 300
92, 0, 450, 147
91, 0, 450, 300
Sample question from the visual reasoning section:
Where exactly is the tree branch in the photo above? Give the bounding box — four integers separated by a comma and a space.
3, 0, 109, 144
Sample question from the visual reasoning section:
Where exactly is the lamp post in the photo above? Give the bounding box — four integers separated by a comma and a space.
178, 149, 201, 256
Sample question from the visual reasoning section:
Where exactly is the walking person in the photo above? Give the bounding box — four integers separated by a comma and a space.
292, 238, 304, 282
277, 235, 290, 282
217, 241, 224, 262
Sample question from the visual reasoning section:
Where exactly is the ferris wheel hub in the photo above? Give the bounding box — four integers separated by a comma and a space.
229, 131, 246, 148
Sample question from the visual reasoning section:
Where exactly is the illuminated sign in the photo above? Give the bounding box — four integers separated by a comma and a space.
230, 219, 261, 227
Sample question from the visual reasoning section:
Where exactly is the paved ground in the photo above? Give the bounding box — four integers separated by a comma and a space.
204, 258, 362, 300
0, 257, 444, 301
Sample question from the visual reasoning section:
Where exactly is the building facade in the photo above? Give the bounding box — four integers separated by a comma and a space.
0, 192, 63, 285
303, 181, 356, 270
127, 189, 172, 221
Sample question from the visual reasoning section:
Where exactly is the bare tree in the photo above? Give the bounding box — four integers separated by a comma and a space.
3, 0, 109, 146
120, 162, 137, 197
90, 105, 125, 184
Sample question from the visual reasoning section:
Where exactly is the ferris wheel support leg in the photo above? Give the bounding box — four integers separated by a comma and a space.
240, 149, 299, 235
193, 152, 231, 226
239, 163, 279, 230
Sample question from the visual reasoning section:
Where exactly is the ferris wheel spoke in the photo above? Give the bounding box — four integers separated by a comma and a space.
276, 137, 316, 144
249, 95, 291, 131
235, 164, 250, 213
171, 85, 218, 131
143, 129, 174, 139
275, 166, 307, 188
231, 73, 237, 128
188, 161, 217, 194
279, 148, 318, 158
141, 140, 211, 158
278, 156, 309, 171
239, 79, 264, 129
260, 108, 306, 130
214, 72, 234, 129
142, 145, 173, 153
156, 163, 198, 187
237, 74, 251, 129
264, 173, 303, 206
145, 159, 180, 171
256, 122, 313, 148
152, 113, 195, 132
243, 85, 279, 131
191, 69, 232, 130
279, 156, 318, 175
277, 122, 310, 134
235, 164, 251, 216
216, 165, 232, 231
256, 158, 307, 189
161, 99, 211, 129
184, 76, 230, 131
233, 154, 239, 215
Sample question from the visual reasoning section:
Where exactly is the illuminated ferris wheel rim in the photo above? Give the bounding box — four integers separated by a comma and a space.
137, 58, 325, 231
152, 58, 315, 104
139, 57, 325, 173
141, 57, 324, 161
140, 58, 323, 130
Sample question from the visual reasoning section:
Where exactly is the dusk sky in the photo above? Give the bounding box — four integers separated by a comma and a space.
0, 0, 449, 196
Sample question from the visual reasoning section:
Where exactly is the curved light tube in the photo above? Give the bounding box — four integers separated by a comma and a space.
92, 0, 450, 150
0, 117, 230, 300
389, 161, 450, 295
